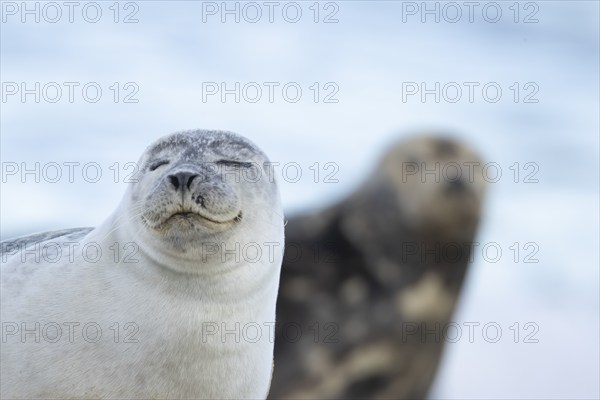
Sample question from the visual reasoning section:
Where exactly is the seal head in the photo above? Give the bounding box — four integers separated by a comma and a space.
121, 130, 282, 274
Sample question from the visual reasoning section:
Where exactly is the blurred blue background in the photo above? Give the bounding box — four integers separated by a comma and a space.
1, 1, 598, 398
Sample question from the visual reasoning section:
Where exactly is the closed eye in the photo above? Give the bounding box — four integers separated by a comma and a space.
216, 160, 253, 168
149, 160, 170, 171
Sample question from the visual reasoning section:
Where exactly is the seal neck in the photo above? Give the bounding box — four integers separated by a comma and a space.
89, 209, 281, 304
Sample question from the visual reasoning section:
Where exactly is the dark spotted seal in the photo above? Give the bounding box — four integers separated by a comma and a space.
270, 136, 486, 399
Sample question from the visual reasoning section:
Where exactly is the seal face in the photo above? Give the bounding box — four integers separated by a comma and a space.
124, 130, 282, 274
138, 132, 254, 231
1, 130, 285, 399
375, 136, 486, 238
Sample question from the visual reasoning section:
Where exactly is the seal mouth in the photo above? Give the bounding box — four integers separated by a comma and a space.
164, 210, 243, 225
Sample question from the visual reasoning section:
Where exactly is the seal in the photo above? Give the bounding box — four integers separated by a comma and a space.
1, 130, 285, 399
269, 135, 486, 399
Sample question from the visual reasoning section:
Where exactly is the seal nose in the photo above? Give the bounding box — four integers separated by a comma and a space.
167, 171, 199, 191
447, 178, 465, 191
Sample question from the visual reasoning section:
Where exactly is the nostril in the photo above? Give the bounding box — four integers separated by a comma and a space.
167, 172, 199, 191
448, 178, 465, 190
168, 175, 180, 190
186, 175, 197, 190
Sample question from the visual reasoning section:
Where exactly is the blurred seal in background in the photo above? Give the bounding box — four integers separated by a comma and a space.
269, 136, 486, 399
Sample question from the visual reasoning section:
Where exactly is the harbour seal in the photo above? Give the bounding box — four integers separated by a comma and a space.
269, 135, 486, 399
1, 130, 285, 399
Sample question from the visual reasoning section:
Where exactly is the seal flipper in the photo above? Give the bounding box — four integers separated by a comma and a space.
1, 227, 94, 259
